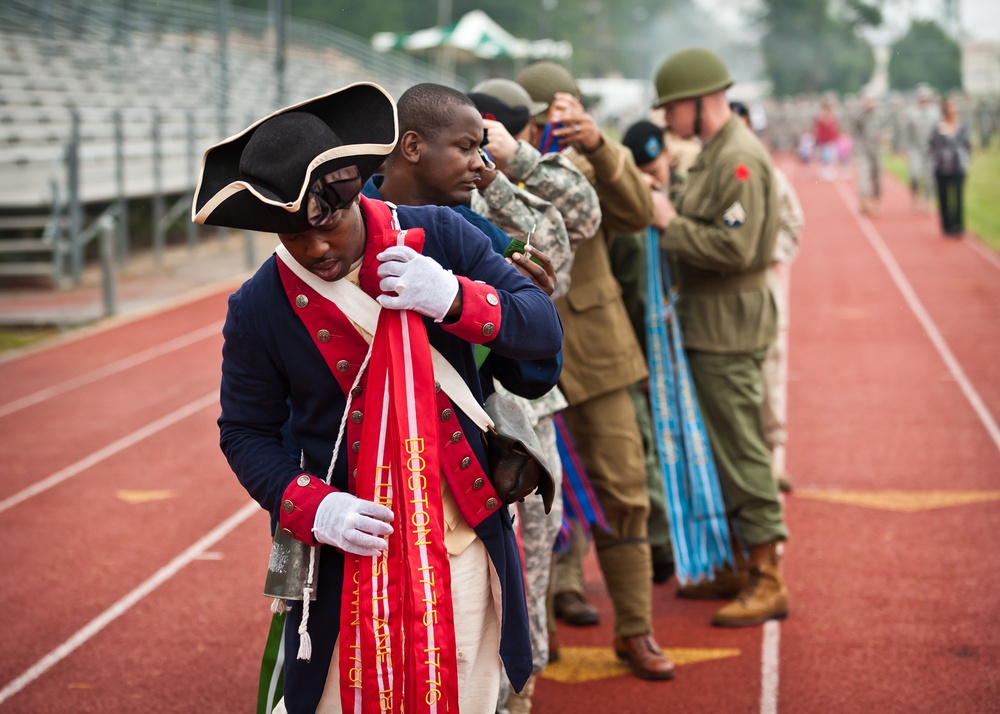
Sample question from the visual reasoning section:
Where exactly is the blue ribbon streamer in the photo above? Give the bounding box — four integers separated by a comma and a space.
553, 413, 609, 552
645, 227, 733, 584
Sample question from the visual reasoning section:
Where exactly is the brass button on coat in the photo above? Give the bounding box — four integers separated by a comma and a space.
485, 497, 498, 510
281, 499, 294, 513
352, 441, 360, 453
351, 386, 363, 397
350, 410, 363, 424
472, 477, 485, 490
317, 329, 331, 343
336, 360, 350, 373
440, 408, 452, 421
482, 322, 495, 336
450, 431, 463, 444
295, 294, 309, 308
486, 293, 499, 306
296, 475, 310, 487
460, 457, 471, 469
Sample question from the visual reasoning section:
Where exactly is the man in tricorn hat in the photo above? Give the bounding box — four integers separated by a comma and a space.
651, 48, 790, 628
193, 82, 563, 713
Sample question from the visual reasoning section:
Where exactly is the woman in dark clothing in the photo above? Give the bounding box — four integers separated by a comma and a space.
930, 97, 972, 237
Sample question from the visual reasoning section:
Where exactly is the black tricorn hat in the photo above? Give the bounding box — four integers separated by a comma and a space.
192, 82, 397, 233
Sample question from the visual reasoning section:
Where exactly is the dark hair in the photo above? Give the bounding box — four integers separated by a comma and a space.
729, 100, 750, 120
397, 83, 476, 139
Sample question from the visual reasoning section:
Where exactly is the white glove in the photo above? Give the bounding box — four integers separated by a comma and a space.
312, 491, 394, 557
376, 245, 460, 322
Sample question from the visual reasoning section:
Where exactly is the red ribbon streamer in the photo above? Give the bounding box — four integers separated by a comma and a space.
341, 226, 460, 713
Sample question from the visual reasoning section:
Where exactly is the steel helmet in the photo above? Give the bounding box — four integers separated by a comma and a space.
653, 47, 733, 106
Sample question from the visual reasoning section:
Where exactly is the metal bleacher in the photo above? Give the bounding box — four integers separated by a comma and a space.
0, 0, 454, 285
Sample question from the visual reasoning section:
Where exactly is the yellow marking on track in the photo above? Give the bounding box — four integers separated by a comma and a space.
542, 646, 741, 684
796, 490, 1000, 512
115, 489, 178, 504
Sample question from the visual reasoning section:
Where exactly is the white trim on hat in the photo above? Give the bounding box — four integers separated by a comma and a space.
192, 141, 395, 225
190, 82, 398, 226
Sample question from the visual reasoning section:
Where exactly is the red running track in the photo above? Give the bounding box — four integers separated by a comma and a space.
0, 163, 998, 713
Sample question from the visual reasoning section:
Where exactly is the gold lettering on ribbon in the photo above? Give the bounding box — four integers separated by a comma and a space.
350, 568, 361, 627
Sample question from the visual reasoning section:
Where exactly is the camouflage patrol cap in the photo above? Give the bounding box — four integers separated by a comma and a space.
516, 62, 580, 121
653, 47, 733, 106
471, 78, 549, 117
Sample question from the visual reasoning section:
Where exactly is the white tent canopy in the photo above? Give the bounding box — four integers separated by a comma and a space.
372, 10, 572, 61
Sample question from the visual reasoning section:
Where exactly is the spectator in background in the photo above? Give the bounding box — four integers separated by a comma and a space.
930, 96, 972, 238
851, 91, 883, 216
796, 130, 815, 177
813, 99, 840, 180
732, 100, 804, 494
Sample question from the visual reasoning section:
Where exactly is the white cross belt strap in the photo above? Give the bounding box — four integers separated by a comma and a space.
275, 243, 494, 432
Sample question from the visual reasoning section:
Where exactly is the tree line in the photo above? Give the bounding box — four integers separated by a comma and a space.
223, 0, 963, 96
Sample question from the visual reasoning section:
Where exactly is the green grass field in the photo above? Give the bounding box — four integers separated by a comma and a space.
884, 147, 1000, 253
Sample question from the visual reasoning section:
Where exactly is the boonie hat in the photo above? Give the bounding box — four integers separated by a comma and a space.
472, 78, 549, 117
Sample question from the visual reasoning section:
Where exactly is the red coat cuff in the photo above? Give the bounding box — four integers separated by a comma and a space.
442, 276, 502, 344
278, 473, 337, 545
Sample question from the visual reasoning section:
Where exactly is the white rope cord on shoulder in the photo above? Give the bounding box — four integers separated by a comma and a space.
295, 339, 375, 661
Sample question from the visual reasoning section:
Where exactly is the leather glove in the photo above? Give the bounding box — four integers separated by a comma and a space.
376, 245, 459, 322
312, 491, 394, 557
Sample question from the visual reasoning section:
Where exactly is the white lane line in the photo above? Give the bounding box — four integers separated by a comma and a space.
834, 181, 1000, 454
0, 391, 219, 515
0, 322, 221, 418
760, 620, 781, 714
0, 500, 259, 706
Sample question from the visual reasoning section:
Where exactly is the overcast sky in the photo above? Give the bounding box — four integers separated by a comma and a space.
695, 0, 1000, 44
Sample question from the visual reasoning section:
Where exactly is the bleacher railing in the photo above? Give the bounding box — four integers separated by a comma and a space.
0, 0, 455, 285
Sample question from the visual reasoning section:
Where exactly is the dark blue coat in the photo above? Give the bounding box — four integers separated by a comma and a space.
219, 203, 563, 712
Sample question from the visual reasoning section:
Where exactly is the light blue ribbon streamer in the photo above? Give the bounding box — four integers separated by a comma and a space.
645, 228, 733, 584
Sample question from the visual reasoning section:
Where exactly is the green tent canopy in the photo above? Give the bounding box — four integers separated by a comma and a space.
372, 10, 571, 62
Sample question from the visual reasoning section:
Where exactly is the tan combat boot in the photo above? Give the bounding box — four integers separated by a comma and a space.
677, 543, 749, 599
711, 543, 788, 627
676, 565, 748, 600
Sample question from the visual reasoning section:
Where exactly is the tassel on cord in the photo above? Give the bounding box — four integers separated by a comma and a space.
271, 598, 286, 615
296, 546, 317, 660
294, 341, 374, 661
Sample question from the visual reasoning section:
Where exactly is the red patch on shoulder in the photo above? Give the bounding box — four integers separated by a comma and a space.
734, 164, 750, 182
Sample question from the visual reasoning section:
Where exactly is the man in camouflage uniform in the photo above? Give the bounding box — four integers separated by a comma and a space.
851, 92, 883, 216
903, 84, 940, 211
653, 47, 790, 628
517, 61, 677, 681
467, 78, 603, 713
